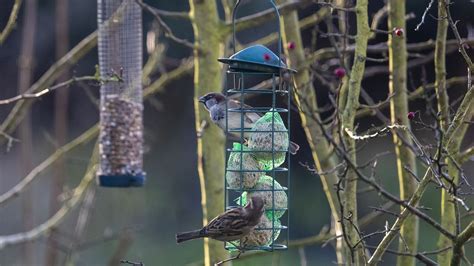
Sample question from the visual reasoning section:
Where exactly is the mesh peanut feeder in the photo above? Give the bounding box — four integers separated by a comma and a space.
219, 0, 295, 252
97, 0, 145, 187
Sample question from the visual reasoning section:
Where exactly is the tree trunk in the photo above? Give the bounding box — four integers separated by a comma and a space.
435, 1, 457, 264
387, 1, 419, 265
338, 0, 370, 264
17, 0, 37, 264
189, 0, 227, 265
278, 3, 343, 264
46, 0, 70, 264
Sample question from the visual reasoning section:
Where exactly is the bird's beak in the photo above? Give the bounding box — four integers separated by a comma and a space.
198, 96, 206, 104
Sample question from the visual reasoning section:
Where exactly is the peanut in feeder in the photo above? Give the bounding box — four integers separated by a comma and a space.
97, 0, 145, 187
220, 0, 295, 252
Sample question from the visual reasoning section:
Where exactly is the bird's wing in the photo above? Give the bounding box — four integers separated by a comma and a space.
228, 99, 262, 124
204, 208, 249, 238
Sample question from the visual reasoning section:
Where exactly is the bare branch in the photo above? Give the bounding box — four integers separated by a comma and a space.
241, 7, 331, 49
135, 0, 194, 49
444, 2, 474, 71
0, 0, 22, 45
136, 1, 190, 20
369, 4, 388, 40
366, 244, 450, 265
314, 1, 355, 12
414, 0, 435, 31
0, 163, 98, 249
0, 76, 106, 105
451, 221, 474, 265
356, 76, 467, 118
0, 131, 20, 152
308, 112, 456, 240
143, 59, 193, 97
344, 125, 407, 141
0, 125, 99, 206
0, 30, 98, 146
445, 85, 474, 146
457, 146, 474, 164
228, 1, 308, 34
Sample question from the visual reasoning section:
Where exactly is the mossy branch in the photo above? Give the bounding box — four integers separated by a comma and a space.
278, 1, 343, 262
368, 168, 432, 265
435, 1, 456, 264
387, 1, 418, 265
338, 0, 370, 263
451, 221, 474, 266
189, 0, 227, 264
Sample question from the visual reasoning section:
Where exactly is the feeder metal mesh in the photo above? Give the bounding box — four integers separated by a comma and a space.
238, 175, 288, 220
231, 215, 282, 247
222, 0, 292, 252
248, 111, 289, 170
226, 143, 262, 189
223, 72, 291, 251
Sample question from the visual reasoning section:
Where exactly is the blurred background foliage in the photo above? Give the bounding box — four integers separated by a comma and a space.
0, 0, 473, 265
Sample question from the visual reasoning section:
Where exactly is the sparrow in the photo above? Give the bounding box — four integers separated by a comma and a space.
198, 92, 300, 154
176, 196, 265, 243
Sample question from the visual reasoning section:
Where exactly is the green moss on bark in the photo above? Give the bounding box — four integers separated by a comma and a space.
189, 0, 226, 265
388, 1, 419, 265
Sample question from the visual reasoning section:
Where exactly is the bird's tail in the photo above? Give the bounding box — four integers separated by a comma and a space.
176, 229, 204, 243
289, 141, 300, 155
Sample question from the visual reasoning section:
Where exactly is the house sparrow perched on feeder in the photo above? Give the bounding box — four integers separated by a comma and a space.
198, 92, 299, 155
176, 196, 265, 243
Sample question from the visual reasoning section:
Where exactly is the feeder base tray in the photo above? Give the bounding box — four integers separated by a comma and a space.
98, 173, 146, 187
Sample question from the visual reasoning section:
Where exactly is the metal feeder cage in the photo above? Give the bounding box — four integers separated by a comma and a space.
97, 0, 145, 187
219, 0, 296, 252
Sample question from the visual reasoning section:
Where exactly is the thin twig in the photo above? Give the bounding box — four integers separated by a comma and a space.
313, 1, 355, 12
229, 1, 308, 34
135, 0, 195, 49
0, 0, 23, 45
444, 2, 474, 71
415, 0, 435, 31
0, 30, 98, 146
0, 126, 99, 206
0, 76, 111, 105
0, 163, 98, 249
120, 260, 144, 266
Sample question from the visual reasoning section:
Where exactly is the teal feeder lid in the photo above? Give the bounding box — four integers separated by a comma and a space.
218, 45, 296, 74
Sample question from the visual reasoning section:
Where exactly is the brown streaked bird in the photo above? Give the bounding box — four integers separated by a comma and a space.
198, 92, 300, 154
176, 196, 265, 243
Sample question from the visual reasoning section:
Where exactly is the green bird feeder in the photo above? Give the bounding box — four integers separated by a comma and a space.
219, 0, 295, 252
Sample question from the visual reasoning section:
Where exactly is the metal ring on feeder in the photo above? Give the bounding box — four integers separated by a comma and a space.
219, 0, 295, 252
